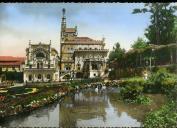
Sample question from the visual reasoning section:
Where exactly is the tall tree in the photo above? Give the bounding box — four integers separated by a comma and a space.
131, 37, 148, 49
133, 3, 177, 45
109, 42, 125, 61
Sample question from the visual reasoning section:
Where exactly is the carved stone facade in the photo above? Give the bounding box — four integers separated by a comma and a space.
60, 9, 108, 79
24, 42, 59, 82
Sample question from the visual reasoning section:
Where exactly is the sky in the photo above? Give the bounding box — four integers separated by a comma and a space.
0, 3, 167, 57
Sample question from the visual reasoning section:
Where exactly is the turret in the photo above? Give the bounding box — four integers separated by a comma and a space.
61, 8, 66, 31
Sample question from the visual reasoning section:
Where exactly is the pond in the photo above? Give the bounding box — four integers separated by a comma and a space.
0, 87, 166, 127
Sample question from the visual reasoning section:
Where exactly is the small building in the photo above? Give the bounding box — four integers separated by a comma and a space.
0, 56, 25, 82
23, 42, 59, 83
0, 56, 25, 72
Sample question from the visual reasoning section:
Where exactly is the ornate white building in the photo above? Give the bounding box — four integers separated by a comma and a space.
23, 41, 59, 82
60, 9, 108, 79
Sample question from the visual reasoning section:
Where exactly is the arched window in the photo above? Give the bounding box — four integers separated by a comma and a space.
86, 64, 89, 71
65, 65, 71, 71
40, 63, 43, 68
92, 63, 98, 70
48, 64, 50, 69
37, 63, 39, 69
29, 75, 32, 81
38, 74, 42, 79
77, 63, 81, 70
37, 62, 43, 69
36, 52, 45, 58
47, 74, 51, 79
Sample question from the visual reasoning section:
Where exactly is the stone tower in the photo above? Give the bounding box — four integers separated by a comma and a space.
60, 8, 66, 42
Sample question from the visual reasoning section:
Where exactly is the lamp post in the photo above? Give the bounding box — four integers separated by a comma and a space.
176, 40, 177, 74
150, 48, 154, 74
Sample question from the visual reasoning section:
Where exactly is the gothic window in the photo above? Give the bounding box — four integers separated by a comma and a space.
65, 65, 71, 71
36, 52, 45, 58
92, 63, 98, 70
47, 74, 51, 79
37, 63, 39, 69
29, 75, 32, 81
37, 62, 43, 69
38, 74, 42, 79
29, 65, 32, 69
86, 64, 89, 71
77, 63, 81, 70
40, 63, 43, 68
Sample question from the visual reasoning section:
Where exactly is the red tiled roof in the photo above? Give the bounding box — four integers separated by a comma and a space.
0, 56, 25, 66
0, 62, 22, 66
75, 37, 93, 41
63, 37, 103, 45
0, 56, 25, 61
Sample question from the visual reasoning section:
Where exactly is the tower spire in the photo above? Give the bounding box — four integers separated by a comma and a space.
61, 8, 66, 30
62, 8, 66, 19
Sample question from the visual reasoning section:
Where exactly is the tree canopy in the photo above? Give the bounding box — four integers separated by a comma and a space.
131, 37, 148, 49
109, 42, 125, 61
133, 3, 177, 45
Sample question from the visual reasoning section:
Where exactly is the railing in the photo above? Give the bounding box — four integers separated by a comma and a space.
74, 49, 109, 52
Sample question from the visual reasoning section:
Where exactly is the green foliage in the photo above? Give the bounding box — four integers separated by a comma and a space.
63, 74, 70, 80
108, 70, 116, 80
2, 72, 23, 82
131, 37, 148, 49
119, 77, 152, 105
119, 77, 146, 87
135, 95, 152, 105
133, 3, 177, 45
8, 86, 25, 94
120, 84, 143, 100
7, 86, 33, 95
169, 85, 177, 102
144, 101, 177, 128
109, 42, 125, 61
146, 68, 177, 93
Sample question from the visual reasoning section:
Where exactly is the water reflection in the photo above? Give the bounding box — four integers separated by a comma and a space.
0, 88, 166, 127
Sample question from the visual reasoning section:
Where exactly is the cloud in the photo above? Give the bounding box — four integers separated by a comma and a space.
12, 3, 86, 19
0, 3, 154, 56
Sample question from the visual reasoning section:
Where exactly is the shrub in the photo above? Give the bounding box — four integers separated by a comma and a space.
119, 77, 146, 87
8, 86, 26, 94
120, 84, 143, 100
145, 68, 177, 93
135, 95, 152, 105
144, 101, 177, 128
7, 86, 35, 95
